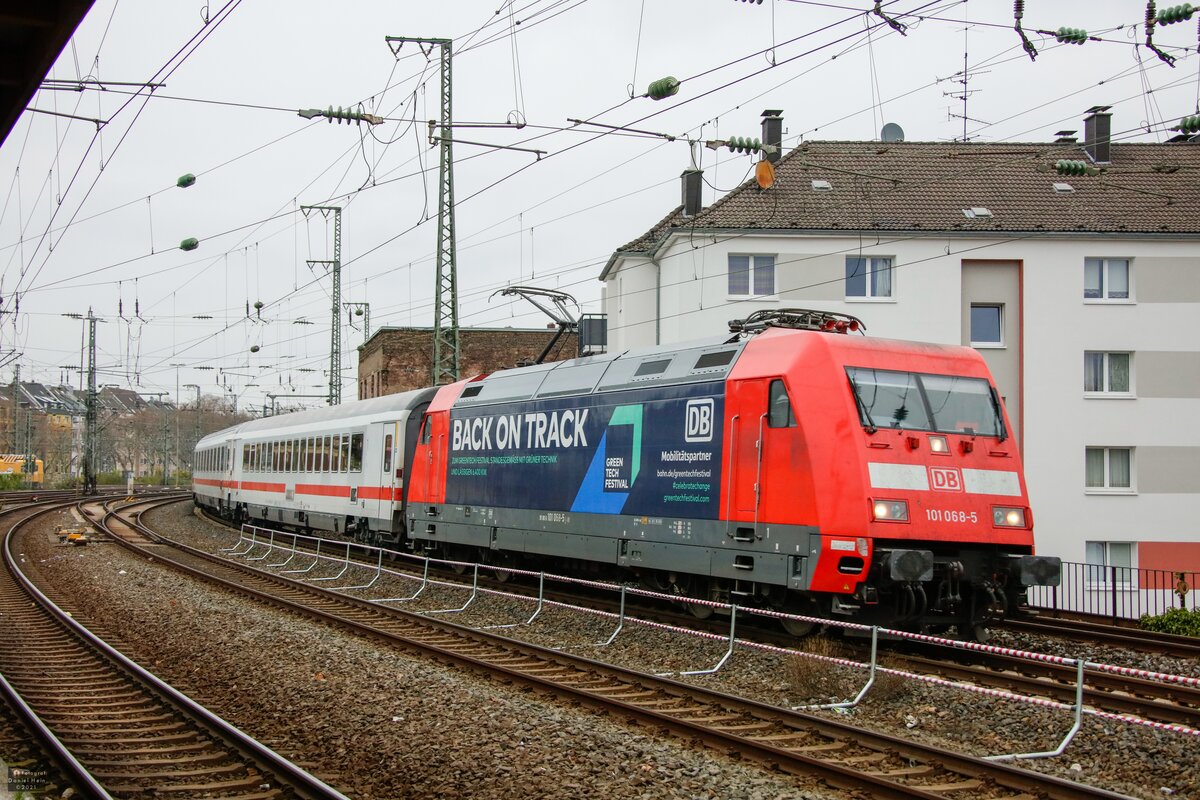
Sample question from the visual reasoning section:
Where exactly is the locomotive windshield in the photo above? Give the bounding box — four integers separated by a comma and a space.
847, 367, 1004, 437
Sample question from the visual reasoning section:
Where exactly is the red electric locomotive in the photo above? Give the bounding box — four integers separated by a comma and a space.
402, 309, 1059, 636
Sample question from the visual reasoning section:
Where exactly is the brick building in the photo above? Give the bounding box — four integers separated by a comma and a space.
357, 326, 580, 399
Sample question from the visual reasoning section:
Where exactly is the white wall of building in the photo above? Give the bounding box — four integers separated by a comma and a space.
604, 231, 1200, 563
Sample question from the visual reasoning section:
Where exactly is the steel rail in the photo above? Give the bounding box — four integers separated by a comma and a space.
1005, 616, 1200, 658
7, 497, 349, 800
0, 499, 115, 800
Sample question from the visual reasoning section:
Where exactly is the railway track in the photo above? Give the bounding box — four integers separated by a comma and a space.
197, 508, 1200, 731
107, 498, 1133, 799
198, 506, 1200, 735
1005, 615, 1200, 659
889, 648, 1200, 728
1, 497, 348, 800
0, 671, 109, 799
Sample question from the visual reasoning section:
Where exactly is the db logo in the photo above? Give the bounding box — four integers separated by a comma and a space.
929, 466, 963, 492
685, 399, 714, 442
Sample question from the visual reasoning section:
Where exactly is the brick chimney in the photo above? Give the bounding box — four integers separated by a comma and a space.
761, 109, 783, 164
1084, 106, 1112, 164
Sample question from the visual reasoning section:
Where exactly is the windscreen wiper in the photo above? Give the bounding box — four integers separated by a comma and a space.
989, 386, 1008, 443
848, 376, 878, 434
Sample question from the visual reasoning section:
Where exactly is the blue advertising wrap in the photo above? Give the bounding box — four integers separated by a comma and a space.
445, 382, 725, 519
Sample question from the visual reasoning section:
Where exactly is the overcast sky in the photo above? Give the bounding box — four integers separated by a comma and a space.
1, 0, 1196, 413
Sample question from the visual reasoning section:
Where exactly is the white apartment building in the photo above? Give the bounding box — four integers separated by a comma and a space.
600, 108, 1200, 581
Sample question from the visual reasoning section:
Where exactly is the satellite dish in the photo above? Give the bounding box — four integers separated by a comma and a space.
755, 159, 776, 190
880, 122, 905, 143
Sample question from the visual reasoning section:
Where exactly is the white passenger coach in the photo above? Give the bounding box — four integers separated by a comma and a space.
192, 387, 437, 543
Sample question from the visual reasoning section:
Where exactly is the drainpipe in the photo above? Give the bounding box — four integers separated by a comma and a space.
654, 256, 661, 345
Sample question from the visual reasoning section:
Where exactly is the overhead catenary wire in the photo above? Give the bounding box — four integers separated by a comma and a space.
4, 0, 1195, 400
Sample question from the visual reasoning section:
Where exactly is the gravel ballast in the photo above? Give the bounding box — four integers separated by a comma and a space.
17, 501, 1200, 799
17, 507, 836, 800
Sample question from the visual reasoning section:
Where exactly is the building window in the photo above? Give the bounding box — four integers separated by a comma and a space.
1085, 446, 1133, 492
969, 304, 1003, 346
1084, 352, 1131, 394
845, 256, 893, 299
1085, 541, 1136, 587
1084, 258, 1130, 300
728, 254, 775, 296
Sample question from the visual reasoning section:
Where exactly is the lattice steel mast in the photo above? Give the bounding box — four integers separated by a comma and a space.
302, 205, 343, 405
386, 36, 459, 385
84, 308, 97, 495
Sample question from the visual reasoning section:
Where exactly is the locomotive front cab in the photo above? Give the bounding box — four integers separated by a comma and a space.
792, 357, 1056, 638
836, 360, 1061, 634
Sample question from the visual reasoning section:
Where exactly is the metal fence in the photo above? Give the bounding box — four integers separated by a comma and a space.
1025, 561, 1200, 623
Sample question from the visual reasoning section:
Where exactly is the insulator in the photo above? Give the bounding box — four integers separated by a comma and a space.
1055, 26, 1089, 44
735, 0, 763, 3
1157, 3, 1194, 23
176, 173, 196, 189
1014, 0, 1024, 19
727, 136, 763, 155
646, 76, 680, 101
179, 237, 199, 251
1173, 114, 1200, 132
1054, 159, 1098, 176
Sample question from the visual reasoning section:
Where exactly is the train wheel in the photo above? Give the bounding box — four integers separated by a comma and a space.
488, 553, 518, 583
687, 602, 714, 620
781, 616, 815, 637
779, 596, 819, 637
447, 546, 470, 575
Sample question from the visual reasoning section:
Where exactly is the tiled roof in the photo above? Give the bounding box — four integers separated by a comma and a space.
604, 138, 1200, 276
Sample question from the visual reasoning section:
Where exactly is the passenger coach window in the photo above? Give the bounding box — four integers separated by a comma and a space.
768, 380, 797, 428
383, 434, 393, 473
323, 436, 332, 471
331, 435, 342, 472
349, 434, 363, 471
340, 435, 350, 472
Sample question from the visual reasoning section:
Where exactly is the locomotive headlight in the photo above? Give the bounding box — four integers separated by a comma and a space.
872, 499, 909, 522
928, 435, 949, 454
993, 506, 1027, 528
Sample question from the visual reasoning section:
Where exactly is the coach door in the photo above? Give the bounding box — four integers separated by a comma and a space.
729, 377, 794, 538
730, 379, 769, 535
374, 424, 400, 521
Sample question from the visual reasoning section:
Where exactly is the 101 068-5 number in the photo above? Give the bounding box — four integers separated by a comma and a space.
926, 509, 977, 523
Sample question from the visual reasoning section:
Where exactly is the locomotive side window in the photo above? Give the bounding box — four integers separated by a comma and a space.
383, 434, 393, 474
767, 380, 797, 428
634, 359, 671, 377
419, 415, 431, 445
349, 434, 363, 472
694, 350, 735, 369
